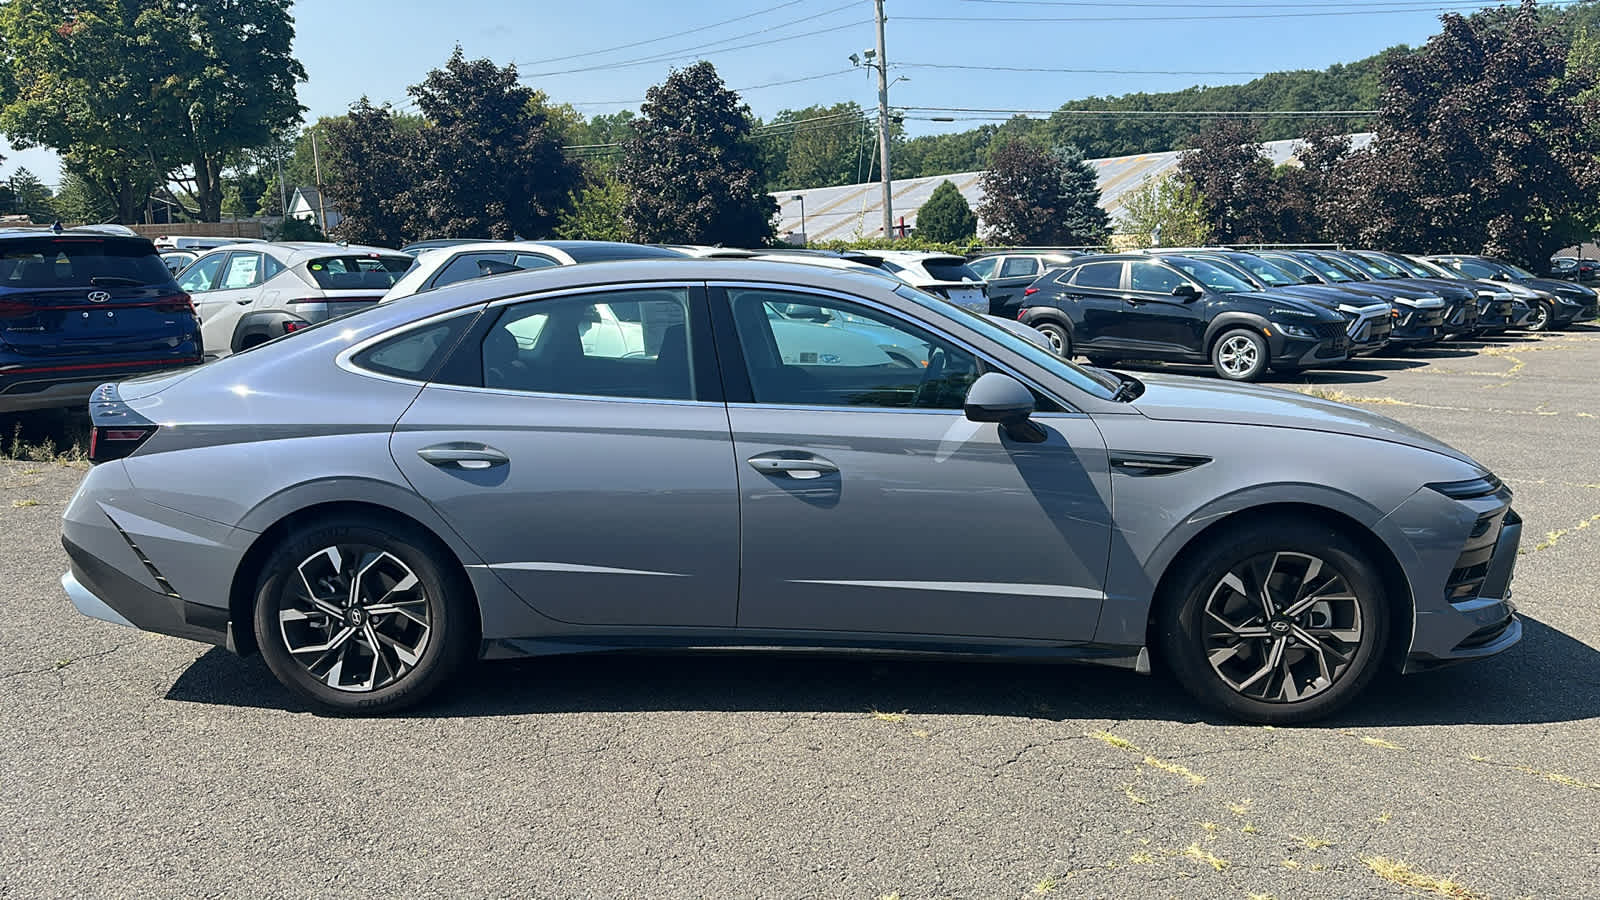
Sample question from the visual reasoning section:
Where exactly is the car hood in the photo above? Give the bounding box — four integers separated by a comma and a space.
1128, 373, 1476, 464
1522, 277, 1596, 299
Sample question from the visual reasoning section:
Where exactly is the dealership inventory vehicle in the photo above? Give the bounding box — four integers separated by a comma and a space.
381, 240, 687, 302
968, 252, 1082, 319
1017, 253, 1350, 380
0, 226, 202, 413
1401, 255, 1532, 333
159, 250, 197, 277
178, 242, 414, 355
841, 250, 990, 315
1314, 250, 1481, 337
1427, 255, 1597, 331
62, 258, 1521, 723
1151, 249, 1394, 356
1345, 250, 1519, 335
1548, 257, 1580, 280
1256, 250, 1450, 346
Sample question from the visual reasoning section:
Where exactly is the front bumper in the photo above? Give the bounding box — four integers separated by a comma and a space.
1270, 329, 1348, 368
1442, 299, 1480, 335
1388, 305, 1447, 343
1381, 484, 1523, 673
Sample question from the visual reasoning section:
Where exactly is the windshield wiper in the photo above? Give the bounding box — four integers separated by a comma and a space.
89, 276, 146, 286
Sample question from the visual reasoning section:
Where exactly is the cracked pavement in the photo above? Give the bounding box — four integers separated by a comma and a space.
2, 327, 1599, 898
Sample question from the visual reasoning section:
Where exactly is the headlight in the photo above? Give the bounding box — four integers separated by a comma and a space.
1274, 322, 1317, 338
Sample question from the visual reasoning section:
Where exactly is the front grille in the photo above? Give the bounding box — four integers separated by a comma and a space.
1445, 510, 1507, 603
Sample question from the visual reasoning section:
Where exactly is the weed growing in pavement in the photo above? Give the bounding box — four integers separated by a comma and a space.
2, 419, 89, 464
1361, 856, 1484, 900
1143, 755, 1206, 785
1183, 843, 1229, 871
12, 499, 39, 508
1030, 874, 1056, 894
869, 709, 906, 723
1089, 729, 1138, 751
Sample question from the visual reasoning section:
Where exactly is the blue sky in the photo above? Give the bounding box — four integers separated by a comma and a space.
0, 0, 1537, 189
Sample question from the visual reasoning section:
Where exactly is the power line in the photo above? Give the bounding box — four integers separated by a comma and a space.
519, 0, 807, 67
904, 105, 1378, 117
904, 0, 1584, 22
569, 68, 861, 107
520, 4, 865, 78
959, 0, 1562, 6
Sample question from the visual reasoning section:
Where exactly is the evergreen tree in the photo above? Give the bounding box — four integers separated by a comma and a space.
978, 141, 1107, 246
7, 167, 53, 223
915, 180, 977, 243
618, 62, 776, 246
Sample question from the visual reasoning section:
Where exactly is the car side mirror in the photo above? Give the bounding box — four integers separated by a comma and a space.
1494, 272, 1512, 281
1302, 275, 1324, 284
964, 372, 1046, 443
1171, 283, 1201, 300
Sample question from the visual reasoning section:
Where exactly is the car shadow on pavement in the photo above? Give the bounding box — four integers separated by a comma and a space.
165, 615, 1598, 727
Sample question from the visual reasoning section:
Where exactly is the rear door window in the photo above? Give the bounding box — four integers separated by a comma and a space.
999, 257, 1040, 279
1069, 261, 1124, 289
967, 257, 999, 279
218, 252, 264, 289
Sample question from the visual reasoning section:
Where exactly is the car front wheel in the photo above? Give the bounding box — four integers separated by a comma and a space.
1211, 328, 1269, 381
1524, 302, 1551, 332
1033, 322, 1071, 358
253, 516, 473, 714
1156, 518, 1389, 724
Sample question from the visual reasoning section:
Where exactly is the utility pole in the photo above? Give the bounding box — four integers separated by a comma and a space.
310, 130, 328, 232
873, 0, 893, 239
276, 146, 288, 220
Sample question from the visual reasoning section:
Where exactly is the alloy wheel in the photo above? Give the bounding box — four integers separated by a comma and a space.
1527, 303, 1550, 332
1201, 551, 1364, 703
1217, 335, 1260, 377
277, 544, 432, 692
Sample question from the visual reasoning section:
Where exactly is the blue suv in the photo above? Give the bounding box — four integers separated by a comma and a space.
0, 226, 203, 413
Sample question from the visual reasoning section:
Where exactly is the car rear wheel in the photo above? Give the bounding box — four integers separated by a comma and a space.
1033, 322, 1071, 358
1156, 518, 1389, 724
253, 516, 473, 714
1525, 302, 1551, 332
1211, 328, 1269, 381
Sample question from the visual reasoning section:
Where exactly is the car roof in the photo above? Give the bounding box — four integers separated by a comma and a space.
197, 241, 406, 263
0, 224, 146, 241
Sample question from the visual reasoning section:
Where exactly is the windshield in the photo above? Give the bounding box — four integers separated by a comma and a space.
893, 284, 1119, 400
1406, 256, 1463, 280
1353, 253, 1408, 278
1257, 253, 1319, 283
1290, 253, 1358, 282
1166, 258, 1255, 293
1504, 262, 1536, 279
304, 254, 413, 290
921, 258, 984, 283
1380, 253, 1440, 278
1220, 253, 1296, 287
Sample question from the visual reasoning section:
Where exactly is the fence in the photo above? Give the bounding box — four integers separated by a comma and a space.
121, 221, 268, 240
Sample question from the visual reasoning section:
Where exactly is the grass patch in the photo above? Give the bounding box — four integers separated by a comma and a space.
869, 709, 906, 723
1183, 843, 1229, 871
1089, 729, 1139, 752
11, 498, 39, 508
1144, 755, 1205, 785
1031, 875, 1057, 894
1292, 834, 1335, 851
1359, 735, 1402, 750
1362, 856, 1484, 900
1532, 513, 1600, 551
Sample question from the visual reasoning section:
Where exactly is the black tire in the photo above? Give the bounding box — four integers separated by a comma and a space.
253, 516, 474, 714
1155, 517, 1389, 724
1033, 321, 1071, 358
1086, 355, 1121, 368
1524, 301, 1551, 332
1210, 328, 1269, 381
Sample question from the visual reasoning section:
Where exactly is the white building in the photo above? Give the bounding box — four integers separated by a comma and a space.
287, 186, 342, 232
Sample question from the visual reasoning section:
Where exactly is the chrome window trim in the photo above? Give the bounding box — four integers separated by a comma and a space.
418, 384, 723, 409
335, 305, 490, 388
709, 279, 1083, 414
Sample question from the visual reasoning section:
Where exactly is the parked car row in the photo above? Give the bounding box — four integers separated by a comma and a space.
1549, 255, 1598, 282
969, 247, 1597, 382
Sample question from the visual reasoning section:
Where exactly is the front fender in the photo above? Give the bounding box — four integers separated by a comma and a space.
1202, 312, 1271, 350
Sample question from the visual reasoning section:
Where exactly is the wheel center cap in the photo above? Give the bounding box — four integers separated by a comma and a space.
344, 607, 367, 627
1269, 620, 1292, 634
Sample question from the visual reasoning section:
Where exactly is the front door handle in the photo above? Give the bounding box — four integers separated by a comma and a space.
747, 453, 839, 480
235, 298, 253, 305
417, 443, 510, 470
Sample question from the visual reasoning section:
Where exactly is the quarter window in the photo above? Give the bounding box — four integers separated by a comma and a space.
471, 288, 695, 401
352, 314, 477, 381
725, 288, 979, 410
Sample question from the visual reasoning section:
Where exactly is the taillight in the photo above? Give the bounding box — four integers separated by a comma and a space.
1023, 286, 1039, 296
0, 299, 33, 320
1017, 308, 1028, 320
283, 321, 305, 333
89, 425, 157, 463
153, 292, 194, 315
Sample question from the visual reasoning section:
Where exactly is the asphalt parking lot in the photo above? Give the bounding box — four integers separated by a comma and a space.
3, 329, 1598, 899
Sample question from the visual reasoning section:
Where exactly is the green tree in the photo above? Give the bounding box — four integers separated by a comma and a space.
221, 171, 265, 219
321, 99, 420, 247
274, 215, 324, 241
1324, 0, 1598, 264
1176, 120, 1286, 243
619, 61, 776, 246
405, 48, 581, 240
915, 180, 977, 242
7, 167, 54, 223
761, 102, 872, 190
156, 0, 306, 222
50, 169, 115, 224
1117, 174, 1212, 249
555, 176, 628, 241
977, 141, 1108, 246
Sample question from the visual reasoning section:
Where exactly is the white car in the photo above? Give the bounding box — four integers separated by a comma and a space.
840, 250, 991, 315
155, 235, 267, 252
380, 240, 687, 302
177, 241, 413, 356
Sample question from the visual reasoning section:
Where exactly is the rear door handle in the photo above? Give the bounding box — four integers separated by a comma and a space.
747, 453, 839, 480
417, 443, 510, 469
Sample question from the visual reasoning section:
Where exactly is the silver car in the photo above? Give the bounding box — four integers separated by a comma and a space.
61, 260, 1522, 722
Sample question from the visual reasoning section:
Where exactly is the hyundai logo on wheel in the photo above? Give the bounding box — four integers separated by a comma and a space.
86, 291, 111, 303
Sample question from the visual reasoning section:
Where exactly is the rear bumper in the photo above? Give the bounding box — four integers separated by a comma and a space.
62, 537, 229, 647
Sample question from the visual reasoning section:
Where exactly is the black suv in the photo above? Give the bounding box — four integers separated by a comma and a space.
0, 227, 202, 413
968, 251, 1083, 318
1313, 250, 1481, 337
1017, 254, 1350, 381
1428, 255, 1598, 331
1254, 250, 1452, 346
